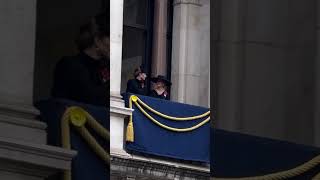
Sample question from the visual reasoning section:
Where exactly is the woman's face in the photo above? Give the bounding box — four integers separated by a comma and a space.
156, 81, 166, 89
139, 73, 147, 81
137, 72, 146, 81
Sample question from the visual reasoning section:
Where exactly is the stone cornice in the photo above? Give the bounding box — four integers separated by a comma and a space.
0, 137, 77, 171
111, 155, 210, 180
0, 113, 48, 144
110, 95, 133, 117
173, 0, 202, 6
110, 105, 132, 117
0, 101, 39, 120
0, 114, 46, 130
0, 159, 58, 178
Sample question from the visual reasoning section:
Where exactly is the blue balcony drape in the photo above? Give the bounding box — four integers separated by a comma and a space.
36, 99, 109, 180
123, 93, 210, 163
212, 129, 320, 179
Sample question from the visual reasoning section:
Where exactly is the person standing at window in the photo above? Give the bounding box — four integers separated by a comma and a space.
149, 75, 171, 100
51, 13, 109, 106
126, 66, 147, 95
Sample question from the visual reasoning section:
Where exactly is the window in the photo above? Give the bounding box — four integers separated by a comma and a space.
121, 0, 154, 93
34, 0, 106, 102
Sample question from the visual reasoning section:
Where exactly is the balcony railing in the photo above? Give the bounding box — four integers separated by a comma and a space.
122, 93, 211, 164
36, 95, 211, 179
36, 99, 109, 180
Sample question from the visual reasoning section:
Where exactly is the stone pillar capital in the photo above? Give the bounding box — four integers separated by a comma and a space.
173, 0, 202, 6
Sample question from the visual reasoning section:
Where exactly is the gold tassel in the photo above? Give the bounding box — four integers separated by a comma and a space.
126, 118, 134, 142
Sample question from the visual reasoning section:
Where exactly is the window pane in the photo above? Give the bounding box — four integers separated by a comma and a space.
123, 0, 147, 26
121, 27, 146, 92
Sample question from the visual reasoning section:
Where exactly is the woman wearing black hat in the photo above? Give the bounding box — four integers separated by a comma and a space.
126, 66, 147, 95
149, 75, 172, 100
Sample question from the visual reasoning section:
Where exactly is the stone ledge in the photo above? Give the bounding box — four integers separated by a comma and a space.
110, 95, 133, 118
0, 137, 76, 172
111, 148, 132, 158
112, 152, 209, 173
0, 159, 59, 178
0, 114, 47, 144
0, 101, 39, 120
0, 114, 46, 129
110, 105, 132, 117
111, 155, 210, 180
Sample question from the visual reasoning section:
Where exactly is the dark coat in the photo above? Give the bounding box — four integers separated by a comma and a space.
126, 79, 147, 96
51, 52, 109, 106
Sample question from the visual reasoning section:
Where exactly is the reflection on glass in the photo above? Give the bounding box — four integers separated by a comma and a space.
121, 27, 146, 93
123, 0, 147, 26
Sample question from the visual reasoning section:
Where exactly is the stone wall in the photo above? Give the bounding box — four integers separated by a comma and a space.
214, 0, 318, 146
171, 0, 210, 108
0, 1, 76, 179
0, 0, 37, 105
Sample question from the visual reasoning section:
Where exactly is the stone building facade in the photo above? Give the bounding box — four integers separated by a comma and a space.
0, 0, 76, 179
0, 0, 210, 179
213, 0, 320, 147
110, 0, 210, 179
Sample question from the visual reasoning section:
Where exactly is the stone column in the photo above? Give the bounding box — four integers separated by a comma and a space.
0, 0, 46, 144
170, 0, 210, 107
216, 0, 316, 146
213, 0, 247, 132
110, 0, 124, 96
0, 1, 76, 179
0, 0, 36, 107
110, 0, 132, 155
151, 0, 168, 77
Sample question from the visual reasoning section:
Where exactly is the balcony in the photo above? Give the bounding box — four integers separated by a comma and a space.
111, 93, 211, 179
36, 99, 109, 180
36, 94, 210, 179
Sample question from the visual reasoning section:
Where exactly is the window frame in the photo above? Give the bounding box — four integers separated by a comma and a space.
122, 0, 154, 93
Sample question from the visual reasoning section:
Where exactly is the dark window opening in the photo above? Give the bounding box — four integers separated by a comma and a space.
33, 0, 107, 103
